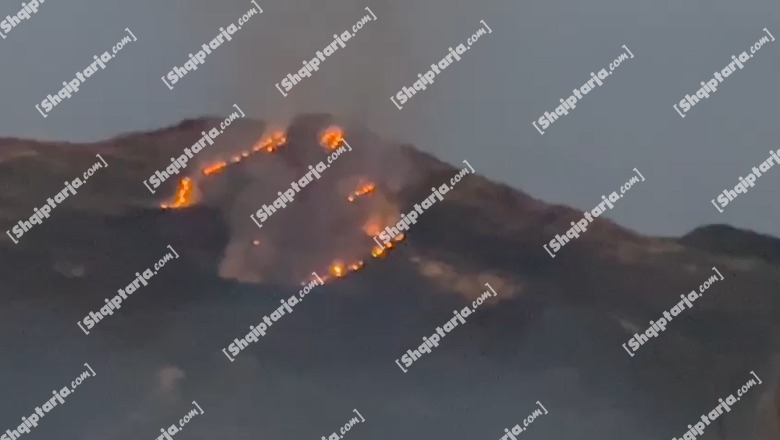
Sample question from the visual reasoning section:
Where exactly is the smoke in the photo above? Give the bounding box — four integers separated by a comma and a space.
172, 117, 410, 284
176, 0, 414, 144
148, 0, 445, 285
156, 366, 186, 401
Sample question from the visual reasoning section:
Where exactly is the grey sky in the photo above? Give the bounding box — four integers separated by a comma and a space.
1, 0, 779, 238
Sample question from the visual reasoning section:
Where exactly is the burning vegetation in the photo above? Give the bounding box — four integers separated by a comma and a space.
203, 162, 227, 176
161, 130, 288, 208
319, 125, 344, 151
161, 177, 194, 209
161, 124, 407, 286
199, 130, 287, 178
347, 182, 376, 202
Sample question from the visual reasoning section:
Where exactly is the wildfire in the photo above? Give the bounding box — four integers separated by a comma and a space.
201, 130, 287, 177
369, 232, 405, 258
329, 261, 346, 278
252, 130, 287, 153
306, 233, 404, 285
347, 183, 376, 202
319, 126, 344, 150
161, 124, 412, 287
203, 161, 227, 176
323, 258, 364, 281
161, 177, 194, 209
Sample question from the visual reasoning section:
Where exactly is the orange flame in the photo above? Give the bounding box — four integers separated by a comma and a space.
254, 130, 287, 153
162, 125, 409, 287
319, 126, 344, 150
203, 161, 227, 176
161, 177, 194, 209
329, 261, 346, 278
308, 226, 404, 285
315, 258, 365, 284
347, 183, 376, 202
201, 130, 287, 177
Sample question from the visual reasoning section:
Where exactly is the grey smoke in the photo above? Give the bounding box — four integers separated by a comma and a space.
2, 0, 780, 238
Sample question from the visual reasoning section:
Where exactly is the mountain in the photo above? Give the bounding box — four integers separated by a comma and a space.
0, 114, 778, 440
680, 224, 780, 266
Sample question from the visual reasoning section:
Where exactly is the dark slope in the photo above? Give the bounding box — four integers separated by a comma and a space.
0, 116, 777, 439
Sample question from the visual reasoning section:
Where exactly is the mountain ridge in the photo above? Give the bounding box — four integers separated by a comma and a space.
0, 114, 778, 439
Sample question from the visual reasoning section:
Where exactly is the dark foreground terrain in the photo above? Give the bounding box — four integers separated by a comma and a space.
0, 115, 778, 440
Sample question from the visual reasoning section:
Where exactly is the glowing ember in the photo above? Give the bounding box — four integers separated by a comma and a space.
203, 161, 227, 176
329, 261, 346, 278
269, 131, 287, 150
319, 125, 344, 150
201, 131, 287, 177
162, 125, 407, 287
253, 130, 287, 153
347, 183, 376, 202
371, 246, 385, 258
314, 259, 364, 284
161, 177, 194, 209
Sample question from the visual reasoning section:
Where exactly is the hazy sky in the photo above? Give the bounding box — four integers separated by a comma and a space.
1, 0, 779, 238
